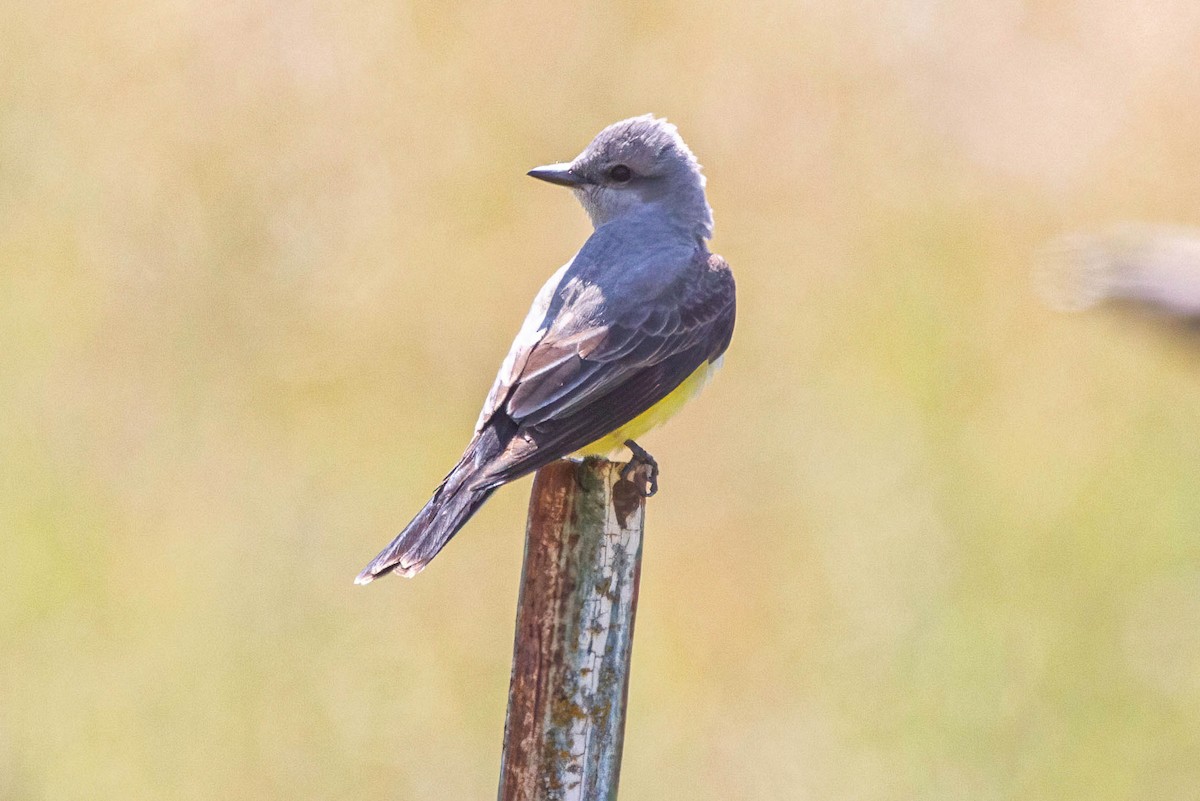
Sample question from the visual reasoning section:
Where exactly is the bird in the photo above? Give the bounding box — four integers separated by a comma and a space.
355, 115, 736, 584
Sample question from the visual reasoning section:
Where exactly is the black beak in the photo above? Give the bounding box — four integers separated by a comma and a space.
527, 162, 588, 187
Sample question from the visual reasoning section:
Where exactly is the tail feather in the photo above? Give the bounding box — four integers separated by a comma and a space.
354, 483, 494, 583
354, 430, 505, 584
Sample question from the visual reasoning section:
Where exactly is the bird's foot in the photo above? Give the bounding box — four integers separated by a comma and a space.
621, 439, 659, 497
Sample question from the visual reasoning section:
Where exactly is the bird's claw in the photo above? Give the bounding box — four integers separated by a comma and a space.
621, 439, 659, 497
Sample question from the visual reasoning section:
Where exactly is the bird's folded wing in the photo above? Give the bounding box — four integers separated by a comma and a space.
476, 253, 735, 485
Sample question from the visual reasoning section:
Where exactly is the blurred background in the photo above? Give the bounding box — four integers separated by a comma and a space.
4, 2, 1200, 799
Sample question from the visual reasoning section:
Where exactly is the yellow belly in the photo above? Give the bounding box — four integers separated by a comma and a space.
575, 358, 722, 456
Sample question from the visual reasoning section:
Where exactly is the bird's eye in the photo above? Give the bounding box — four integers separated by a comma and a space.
607, 164, 633, 183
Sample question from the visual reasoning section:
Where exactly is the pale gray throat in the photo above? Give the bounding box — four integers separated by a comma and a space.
574, 184, 714, 241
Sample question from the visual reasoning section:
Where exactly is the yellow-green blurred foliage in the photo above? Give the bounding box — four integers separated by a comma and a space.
4, 2, 1200, 799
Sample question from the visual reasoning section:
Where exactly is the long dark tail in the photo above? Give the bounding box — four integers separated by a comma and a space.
354, 433, 502, 584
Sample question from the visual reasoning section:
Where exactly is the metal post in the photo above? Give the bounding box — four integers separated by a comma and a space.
498, 457, 648, 801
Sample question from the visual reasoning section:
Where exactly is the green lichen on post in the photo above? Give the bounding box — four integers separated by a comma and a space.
498, 458, 647, 801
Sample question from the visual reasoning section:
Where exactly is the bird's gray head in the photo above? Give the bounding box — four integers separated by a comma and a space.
528, 115, 714, 240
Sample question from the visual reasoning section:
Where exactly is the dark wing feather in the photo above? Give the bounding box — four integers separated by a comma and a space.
482, 344, 715, 485
477, 252, 735, 485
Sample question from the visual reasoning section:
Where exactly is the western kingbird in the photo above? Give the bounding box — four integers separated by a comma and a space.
355, 115, 736, 583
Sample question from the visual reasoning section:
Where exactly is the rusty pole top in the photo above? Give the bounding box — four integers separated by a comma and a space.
499, 458, 648, 801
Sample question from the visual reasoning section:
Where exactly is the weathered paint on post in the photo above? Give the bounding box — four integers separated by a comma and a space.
498, 457, 648, 801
